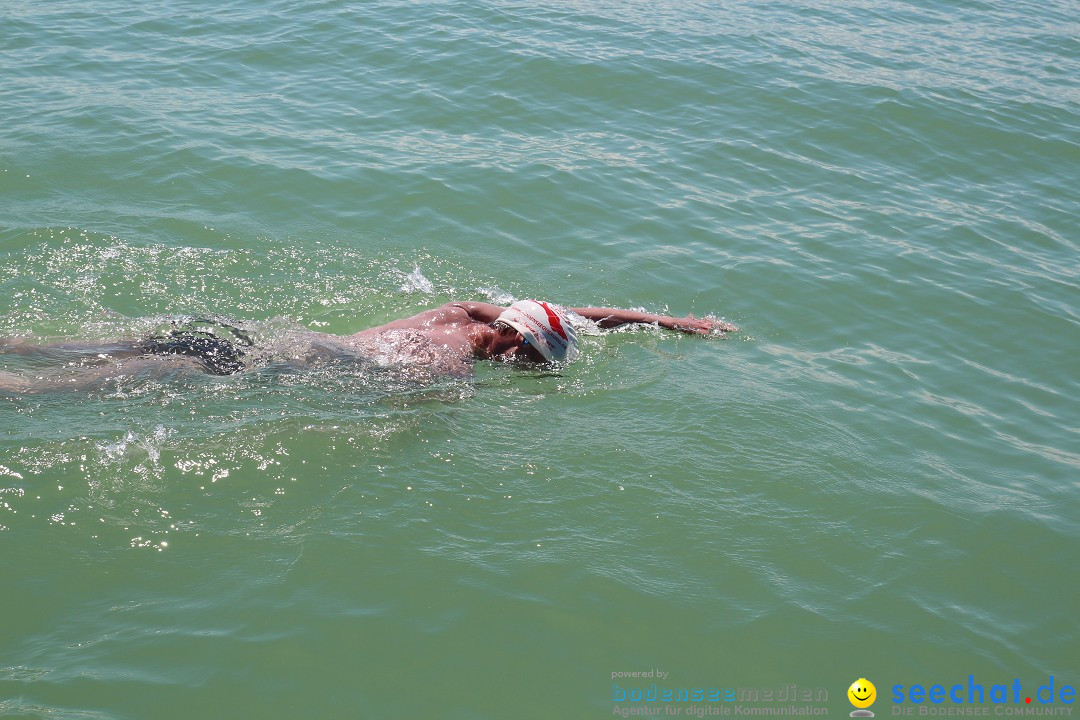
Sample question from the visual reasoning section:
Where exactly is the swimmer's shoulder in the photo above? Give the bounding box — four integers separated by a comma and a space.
445, 302, 504, 324
348, 302, 503, 342
389, 302, 500, 328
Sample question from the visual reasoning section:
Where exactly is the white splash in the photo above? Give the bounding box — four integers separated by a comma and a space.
401, 267, 435, 294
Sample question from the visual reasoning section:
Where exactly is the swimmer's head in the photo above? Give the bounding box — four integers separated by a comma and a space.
496, 300, 579, 363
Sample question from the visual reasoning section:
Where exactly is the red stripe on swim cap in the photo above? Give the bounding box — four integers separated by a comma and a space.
538, 302, 568, 341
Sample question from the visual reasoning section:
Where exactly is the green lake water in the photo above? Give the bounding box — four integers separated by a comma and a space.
1, 0, 1078, 717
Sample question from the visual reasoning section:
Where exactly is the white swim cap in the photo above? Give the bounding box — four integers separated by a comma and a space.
496, 300, 579, 363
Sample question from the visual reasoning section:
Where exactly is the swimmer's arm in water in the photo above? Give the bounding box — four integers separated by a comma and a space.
570, 307, 737, 335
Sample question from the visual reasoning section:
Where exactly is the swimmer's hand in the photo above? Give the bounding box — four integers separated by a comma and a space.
668, 315, 738, 335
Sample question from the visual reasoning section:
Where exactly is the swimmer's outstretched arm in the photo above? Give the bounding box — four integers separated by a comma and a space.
432, 301, 737, 333
570, 307, 737, 335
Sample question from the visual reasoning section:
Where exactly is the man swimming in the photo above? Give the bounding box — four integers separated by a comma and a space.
349, 300, 735, 364
0, 300, 737, 392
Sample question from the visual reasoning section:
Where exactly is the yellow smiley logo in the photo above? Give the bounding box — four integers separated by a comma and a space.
848, 678, 877, 709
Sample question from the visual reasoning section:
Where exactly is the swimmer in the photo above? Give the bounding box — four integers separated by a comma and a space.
0, 300, 737, 392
